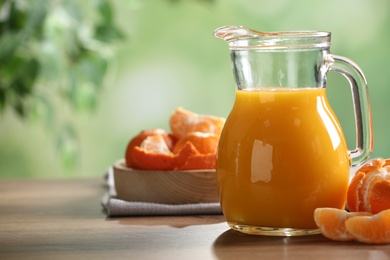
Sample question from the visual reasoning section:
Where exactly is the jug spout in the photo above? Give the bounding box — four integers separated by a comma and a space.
213, 26, 263, 43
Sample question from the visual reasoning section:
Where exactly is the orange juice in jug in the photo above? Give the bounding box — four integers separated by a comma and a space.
217, 88, 350, 232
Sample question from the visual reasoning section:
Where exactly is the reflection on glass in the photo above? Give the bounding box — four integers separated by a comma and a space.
316, 96, 341, 150
251, 140, 273, 183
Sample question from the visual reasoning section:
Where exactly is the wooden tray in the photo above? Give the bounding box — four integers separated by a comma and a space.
112, 159, 219, 204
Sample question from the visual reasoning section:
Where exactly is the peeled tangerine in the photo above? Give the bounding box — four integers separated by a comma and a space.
347, 158, 390, 214
131, 134, 178, 171
125, 129, 175, 168
169, 107, 225, 139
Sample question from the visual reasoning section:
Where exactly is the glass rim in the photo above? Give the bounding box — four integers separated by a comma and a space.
214, 26, 331, 50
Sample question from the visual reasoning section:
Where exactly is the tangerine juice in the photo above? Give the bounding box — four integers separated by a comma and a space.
217, 88, 350, 230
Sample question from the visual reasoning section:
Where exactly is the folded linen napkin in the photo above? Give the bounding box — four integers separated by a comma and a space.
101, 167, 222, 217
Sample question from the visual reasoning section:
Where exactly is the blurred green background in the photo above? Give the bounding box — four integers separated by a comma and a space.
1, 0, 389, 179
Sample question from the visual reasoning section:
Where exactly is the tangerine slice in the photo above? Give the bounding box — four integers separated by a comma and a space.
169, 107, 225, 139
314, 208, 372, 241
172, 132, 219, 155
345, 209, 390, 244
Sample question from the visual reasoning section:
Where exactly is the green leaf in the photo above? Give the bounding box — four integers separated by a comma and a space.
71, 81, 97, 113
96, 0, 114, 24
14, 99, 25, 117
0, 31, 22, 60
56, 124, 79, 171
80, 52, 107, 86
67, 64, 98, 113
25, 0, 47, 38
95, 22, 124, 43
94, 0, 124, 42
12, 58, 40, 97
0, 90, 5, 111
0, 0, 27, 32
28, 94, 54, 129
1, 52, 24, 87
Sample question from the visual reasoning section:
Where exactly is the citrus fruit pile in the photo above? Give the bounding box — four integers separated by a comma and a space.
124, 107, 225, 171
314, 158, 390, 244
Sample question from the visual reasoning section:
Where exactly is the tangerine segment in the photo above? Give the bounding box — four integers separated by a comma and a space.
173, 142, 200, 169
177, 153, 216, 171
347, 171, 366, 212
169, 107, 225, 139
172, 132, 219, 155
345, 209, 390, 244
314, 208, 372, 241
357, 158, 386, 174
369, 180, 390, 214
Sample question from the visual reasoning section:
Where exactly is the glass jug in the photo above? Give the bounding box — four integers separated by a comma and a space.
214, 26, 373, 236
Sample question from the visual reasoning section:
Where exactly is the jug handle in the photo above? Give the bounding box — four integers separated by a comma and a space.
329, 55, 373, 167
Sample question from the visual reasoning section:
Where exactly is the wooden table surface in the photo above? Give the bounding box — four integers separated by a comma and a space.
0, 179, 389, 259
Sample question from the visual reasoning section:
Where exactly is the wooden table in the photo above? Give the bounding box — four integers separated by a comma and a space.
0, 179, 389, 259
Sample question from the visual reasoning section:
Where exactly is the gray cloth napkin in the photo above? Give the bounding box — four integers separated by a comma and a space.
101, 167, 222, 217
